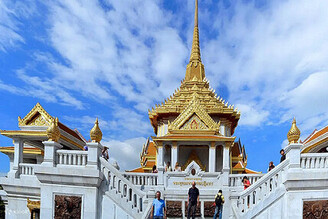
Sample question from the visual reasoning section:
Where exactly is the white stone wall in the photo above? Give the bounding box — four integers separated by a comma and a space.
101, 195, 134, 219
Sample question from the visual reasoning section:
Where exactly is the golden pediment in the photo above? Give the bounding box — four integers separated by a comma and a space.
18, 103, 52, 126
182, 150, 206, 171
168, 95, 220, 135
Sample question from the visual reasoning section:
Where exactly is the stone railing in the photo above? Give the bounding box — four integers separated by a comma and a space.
56, 150, 88, 166
100, 158, 152, 218
123, 172, 158, 186
19, 163, 36, 175
229, 173, 264, 187
301, 153, 328, 169
232, 159, 289, 215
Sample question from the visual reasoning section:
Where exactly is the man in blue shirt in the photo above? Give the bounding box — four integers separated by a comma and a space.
151, 191, 166, 219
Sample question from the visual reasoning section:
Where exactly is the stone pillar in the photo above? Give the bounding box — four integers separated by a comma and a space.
171, 142, 178, 169
209, 142, 216, 172
201, 200, 205, 219
222, 142, 231, 186
220, 123, 225, 136
42, 141, 62, 167
87, 142, 103, 169
8, 138, 23, 178
157, 142, 164, 185
285, 143, 302, 168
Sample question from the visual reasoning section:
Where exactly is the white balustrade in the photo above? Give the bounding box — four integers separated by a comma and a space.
301, 153, 328, 169
123, 172, 158, 186
234, 159, 289, 215
19, 163, 36, 175
56, 150, 88, 166
229, 174, 264, 187
100, 157, 149, 216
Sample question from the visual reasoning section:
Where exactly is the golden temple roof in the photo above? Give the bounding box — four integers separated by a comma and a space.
148, 0, 240, 135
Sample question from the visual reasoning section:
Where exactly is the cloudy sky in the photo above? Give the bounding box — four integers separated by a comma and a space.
0, 0, 327, 173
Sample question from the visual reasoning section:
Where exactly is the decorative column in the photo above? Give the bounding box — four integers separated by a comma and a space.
8, 138, 24, 178
285, 118, 302, 168
220, 123, 225, 136
221, 142, 231, 186
208, 142, 216, 172
88, 118, 103, 169
42, 118, 62, 167
171, 141, 178, 168
156, 142, 164, 185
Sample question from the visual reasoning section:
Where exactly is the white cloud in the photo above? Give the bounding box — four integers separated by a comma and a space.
204, 0, 328, 130
0, 0, 24, 52
236, 103, 269, 126
103, 137, 146, 171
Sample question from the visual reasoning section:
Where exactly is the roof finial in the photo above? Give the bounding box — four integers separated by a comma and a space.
185, 0, 205, 82
287, 117, 301, 144
90, 118, 102, 143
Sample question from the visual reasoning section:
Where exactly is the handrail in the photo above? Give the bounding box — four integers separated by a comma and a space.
238, 159, 289, 197
229, 173, 264, 187
100, 158, 146, 197
301, 153, 328, 169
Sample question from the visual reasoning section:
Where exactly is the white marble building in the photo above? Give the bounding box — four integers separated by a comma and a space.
1, 1, 328, 218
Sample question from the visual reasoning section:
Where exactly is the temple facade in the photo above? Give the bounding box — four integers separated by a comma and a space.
1, 0, 328, 218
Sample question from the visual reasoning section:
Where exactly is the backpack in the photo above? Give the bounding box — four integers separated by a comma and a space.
215, 194, 222, 207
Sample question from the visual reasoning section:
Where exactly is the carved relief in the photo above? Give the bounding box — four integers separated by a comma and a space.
54, 195, 82, 219
166, 201, 182, 217
204, 201, 216, 217
303, 200, 328, 219
185, 201, 201, 217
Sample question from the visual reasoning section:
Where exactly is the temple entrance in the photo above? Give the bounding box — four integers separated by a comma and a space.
178, 146, 209, 172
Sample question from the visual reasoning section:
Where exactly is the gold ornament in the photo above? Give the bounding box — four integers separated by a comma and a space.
287, 118, 301, 144
90, 118, 102, 142
46, 117, 60, 142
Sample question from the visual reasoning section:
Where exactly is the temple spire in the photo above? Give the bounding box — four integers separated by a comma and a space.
189, 0, 201, 63
185, 0, 205, 82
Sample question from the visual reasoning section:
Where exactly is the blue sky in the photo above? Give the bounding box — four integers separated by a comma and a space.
1, 0, 328, 173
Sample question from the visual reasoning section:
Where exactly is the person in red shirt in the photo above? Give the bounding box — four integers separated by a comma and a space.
242, 176, 250, 190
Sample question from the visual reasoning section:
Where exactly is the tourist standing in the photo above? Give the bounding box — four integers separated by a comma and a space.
187, 181, 199, 219
151, 191, 166, 219
165, 161, 172, 172
280, 149, 286, 163
267, 161, 275, 172
152, 165, 158, 173
242, 176, 250, 190
101, 146, 109, 161
174, 162, 181, 172
83, 145, 88, 151
213, 190, 224, 219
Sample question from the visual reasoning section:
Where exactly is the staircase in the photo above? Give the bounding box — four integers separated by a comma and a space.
231, 159, 290, 219
100, 158, 153, 219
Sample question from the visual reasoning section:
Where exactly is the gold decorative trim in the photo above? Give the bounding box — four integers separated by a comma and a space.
0, 130, 48, 137
27, 198, 40, 212
46, 117, 60, 142
168, 94, 220, 134
182, 150, 206, 171
60, 135, 84, 150
18, 103, 52, 126
302, 137, 328, 153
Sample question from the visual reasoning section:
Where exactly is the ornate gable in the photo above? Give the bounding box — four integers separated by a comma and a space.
168, 94, 220, 135
18, 103, 53, 126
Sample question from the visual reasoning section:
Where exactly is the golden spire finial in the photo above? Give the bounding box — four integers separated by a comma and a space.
287, 117, 301, 144
90, 118, 102, 142
46, 117, 60, 142
185, 0, 205, 82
